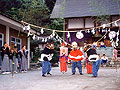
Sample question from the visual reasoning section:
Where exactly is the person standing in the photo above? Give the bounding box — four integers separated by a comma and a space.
13, 46, 18, 73
83, 45, 99, 77
96, 54, 101, 72
0, 47, 2, 69
113, 47, 118, 61
9, 49, 14, 73
1, 42, 11, 74
68, 42, 84, 75
59, 43, 68, 73
19, 46, 28, 73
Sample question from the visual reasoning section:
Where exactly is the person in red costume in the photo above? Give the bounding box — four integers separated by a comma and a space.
68, 42, 84, 75
59, 43, 68, 73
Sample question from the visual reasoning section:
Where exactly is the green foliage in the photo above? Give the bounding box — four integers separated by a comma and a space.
51, 49, 59, 63
18, 0, 50, 26
0, 0, 22, 20
32, 47, 42, 63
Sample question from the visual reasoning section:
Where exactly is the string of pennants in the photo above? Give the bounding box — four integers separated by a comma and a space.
21, 18, 120, 47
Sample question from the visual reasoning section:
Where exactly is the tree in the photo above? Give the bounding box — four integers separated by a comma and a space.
0, 0, 22, 20
18, 0, 50, 26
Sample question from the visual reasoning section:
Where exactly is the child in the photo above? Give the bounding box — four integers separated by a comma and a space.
100, 41, 106, 48
101, 54, 108, 65
113, 47, 118, 61
93, 42, 97, 48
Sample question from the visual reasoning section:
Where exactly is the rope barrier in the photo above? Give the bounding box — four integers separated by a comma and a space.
21, 18, 120, 33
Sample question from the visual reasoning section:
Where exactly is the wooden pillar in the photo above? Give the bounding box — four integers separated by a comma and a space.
63, 19, 65, 40
6, 26, 10, 45
27, 37, 30, 69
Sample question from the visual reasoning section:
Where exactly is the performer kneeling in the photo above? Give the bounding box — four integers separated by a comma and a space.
41, 43, 54, 77
84, 45, 100, 77
68, 42, 84, 75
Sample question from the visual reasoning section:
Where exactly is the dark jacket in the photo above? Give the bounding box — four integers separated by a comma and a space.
42, 47, 54, 54
86, 48, 97, 57
1, 46, 10, 61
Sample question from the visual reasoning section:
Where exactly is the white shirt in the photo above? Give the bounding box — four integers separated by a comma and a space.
101, 42, 104, 45
101, 56, 108, 60
93, 42, 97, 46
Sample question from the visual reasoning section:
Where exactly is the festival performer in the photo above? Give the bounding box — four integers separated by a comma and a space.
113, 47, 118, 61
96, 54, 101, 72
19, 46, 28, 73
41, 42, 54, 77
1, 42, 11, 75
68, 42, 84, 75
59, 43, 68, 73
83, 44, 100, 77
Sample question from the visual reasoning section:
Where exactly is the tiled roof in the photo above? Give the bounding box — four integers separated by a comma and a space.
51, 0, 120, 18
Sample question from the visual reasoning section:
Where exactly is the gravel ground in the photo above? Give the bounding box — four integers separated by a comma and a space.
0, 67, 120, 90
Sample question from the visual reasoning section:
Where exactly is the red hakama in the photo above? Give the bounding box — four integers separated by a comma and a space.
87, 63, 92, 74
59, 56, 68, 72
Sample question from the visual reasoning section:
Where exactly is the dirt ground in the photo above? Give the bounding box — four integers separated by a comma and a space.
0, 67, 120, 90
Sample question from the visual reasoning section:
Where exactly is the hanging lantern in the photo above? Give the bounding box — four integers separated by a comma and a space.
45, 38, 47, 42
91, 28, 95, 34
109, 31, 116, 39
102, 29, 106, 32
56, 35, 58, 39
117, 31, 119, 36
48, 36, 51, 39
67, 32, 70, 38
32, 34, 36, 40
52, 30, 55, 36
23, 26, 26, 31
102, 24, 106, 29
42, 38, 44, 42
85, 30, 88, 33
104, 36, 106, 39
28, 31, 31, 36
116, 41, 119, 46
41, 28, 44, 34
26, 24, 30, 30
108, 28, 111, 32
76, 31, 84, 39
114, 21, 118, 26
50, 34, 53, 38
98, 29, 100, 32
37, 37, 40, 40
87, 29, 90, 33
23, 25, 30, 31
59, 40, 62, 43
